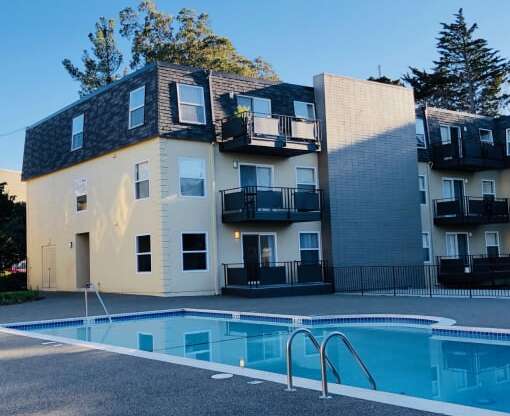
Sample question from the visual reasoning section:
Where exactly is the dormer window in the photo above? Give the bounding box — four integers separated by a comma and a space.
294, 101, 315, 120
177, 84, 206, 125
237, 95, 271, 117
129, 86, 145, 129
480, 128, 493, 144
71, 114, 84, 151
416, 118, 426, 148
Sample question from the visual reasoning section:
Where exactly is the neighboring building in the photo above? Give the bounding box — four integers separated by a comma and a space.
416, 106, 510, 283
22, 62, 422, 296
0, 169, 26, 202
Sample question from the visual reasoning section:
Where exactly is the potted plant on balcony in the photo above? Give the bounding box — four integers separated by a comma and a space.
222, 105, 250, 140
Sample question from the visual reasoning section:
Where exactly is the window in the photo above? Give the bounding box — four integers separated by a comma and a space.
422, 233, 431, 263
240, 164, 272, 188
486, 232, 500, 257
418, 175, 427, 205
129, 86, 145, 129
237, 95, 271, 116
294, 101, 315, 120
479, 129, 493, 144
71, 114, 84, 150
182, 233, 208, 271
296, 167, 316, 191
134, 161, 150, 199
177, 84, 206, 124
416, 118, 426, 148
506, 129, 510, 156
74, 178, 87, 212
300, 232, 320, 264
440, 125, 451, 144
136, 235, 151, 273
482, 180, 496, 197
179, 158, 206, 197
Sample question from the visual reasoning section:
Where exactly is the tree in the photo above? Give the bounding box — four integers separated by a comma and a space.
0, 183, 26, 273
403, 9, 510, 116
119, 1, 278, 80
63, 17, 123, 97
367, 76, 405, 87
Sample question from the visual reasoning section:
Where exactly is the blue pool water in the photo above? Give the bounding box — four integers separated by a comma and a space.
22, 314, 510, 413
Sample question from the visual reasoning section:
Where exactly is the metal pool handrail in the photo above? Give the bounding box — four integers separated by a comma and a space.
84, 283, 112, 323
319, 331, 376, 399
285, 328, 341, 391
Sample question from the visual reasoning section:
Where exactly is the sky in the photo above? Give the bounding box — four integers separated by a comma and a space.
1, 0, 510, 171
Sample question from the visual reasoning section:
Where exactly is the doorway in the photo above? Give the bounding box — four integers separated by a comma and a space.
242, 233, 277, 282
75, 233, 90, 289
41, 245, 56, 289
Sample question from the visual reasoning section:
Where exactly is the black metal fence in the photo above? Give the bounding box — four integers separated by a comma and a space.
333, 264, 510, 298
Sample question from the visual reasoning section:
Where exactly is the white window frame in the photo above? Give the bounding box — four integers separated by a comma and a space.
296, 166, 317, 190
177, 83, 206, 125
128, 85, 145, 129
74, 178, 87, 213
135, 234, 152, 274
240, 232, 278, 264
293, 101, 316, 120
299, 231, 322, 262
238, 163, 274, 188
441, 177, 465, 200
485, 231, 500, 256
481, 179, 496, 197
445, 232, 470, 258
440, 124, 461, 145
479, 128, 494, 144
134, 160, 150, 200
422, 232, 431, 264
71, 113, 84, 151
178, 157, 207, 198
181, 232, 209, 272
416, 117, 427, 149
237, 95, 272, 116
506, 129, 510, 156
418, 174, 427, 205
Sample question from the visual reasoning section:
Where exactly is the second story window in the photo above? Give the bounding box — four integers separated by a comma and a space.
482, 179, 496, 197
418, 175, 427, 205
416, 118, 426, 148
134, 161, 150, 199
129, 86, 145, 129
179, 158, 206, 197
177, 84, 206, 124
237, 95, 271, 117
294, 101, 315, 120
296, 167, 316, 191
71, 114, 84, 151
480, 129, 493, 144
74, 178, 87, 212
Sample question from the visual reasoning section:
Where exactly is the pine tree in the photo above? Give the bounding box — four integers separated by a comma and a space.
63, 17, 123, 97
404, 9, 510, 115
119, 1, 278, 80
367, 76, 404, 87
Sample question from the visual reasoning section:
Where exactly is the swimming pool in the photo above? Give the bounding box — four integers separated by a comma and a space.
3, 309, 510, 415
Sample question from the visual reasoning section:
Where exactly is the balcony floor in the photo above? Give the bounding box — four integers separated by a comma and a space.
219, 135, 318, 157
222, 210, 321, 223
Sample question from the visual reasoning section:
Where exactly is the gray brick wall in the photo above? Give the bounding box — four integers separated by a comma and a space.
314, 74, 422, 266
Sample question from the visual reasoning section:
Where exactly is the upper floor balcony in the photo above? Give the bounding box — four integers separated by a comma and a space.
431, 136, 506, 171
218, 111, 321, 157
433, 196, 510, 225
220, 186, 323, 223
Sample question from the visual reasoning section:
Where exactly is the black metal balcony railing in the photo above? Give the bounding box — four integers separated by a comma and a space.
223, 260, 330, 288
219, 111, 321, 156
431, 137, 506, 171
220, 186, 323, 223
433, 196, 510, 225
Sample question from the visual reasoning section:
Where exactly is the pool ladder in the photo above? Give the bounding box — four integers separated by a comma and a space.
285, 328, 377, 399
84, 283, 112, 323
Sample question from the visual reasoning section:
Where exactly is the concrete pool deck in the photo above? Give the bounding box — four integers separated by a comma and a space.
1, 292, 509, 416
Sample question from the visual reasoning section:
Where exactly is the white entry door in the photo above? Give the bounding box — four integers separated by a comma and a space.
42, 245, 56, 288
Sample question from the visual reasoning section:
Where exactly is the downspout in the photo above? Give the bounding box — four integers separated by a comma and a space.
207, 70, 220, 295
423, 105, 436, 263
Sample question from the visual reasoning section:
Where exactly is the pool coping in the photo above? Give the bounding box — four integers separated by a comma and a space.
2, 308, 510, 416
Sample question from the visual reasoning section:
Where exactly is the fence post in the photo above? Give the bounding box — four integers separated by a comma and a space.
392, 267, 397, 296
428, 266, 433, 298
360, 266, 364, 296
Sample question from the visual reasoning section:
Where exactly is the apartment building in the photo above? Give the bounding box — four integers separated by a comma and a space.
22, 62, 422, 296
416, 106, 510, 284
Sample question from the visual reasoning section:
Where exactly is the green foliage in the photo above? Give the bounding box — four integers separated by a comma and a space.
0, 290, 40, 306
234, 105, 250, 117
0, 183, 26, 273
403, 9, 510, 115
367, 76, 404, 87
63, 17, 123, 97
119, 1, 278, 80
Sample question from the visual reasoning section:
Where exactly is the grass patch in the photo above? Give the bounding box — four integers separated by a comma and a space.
0, 290, 41, 305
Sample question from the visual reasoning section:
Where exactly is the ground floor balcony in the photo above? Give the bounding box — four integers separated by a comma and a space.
438, 255, 510, 288
221, 261, 333, 297
433, 196, 510, 225
221, 186, 323, 223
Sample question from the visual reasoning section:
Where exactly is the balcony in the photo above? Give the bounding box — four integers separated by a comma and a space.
438, 255, 510, 288
222, 261, 333, 297
431, 138, 505, 171
433, 196, 510, 225
219, 111, 321, 157
220, 186, 323, 223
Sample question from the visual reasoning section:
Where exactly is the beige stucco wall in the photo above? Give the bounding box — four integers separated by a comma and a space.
26, 139, 164, 295
0, 169, 26, 202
